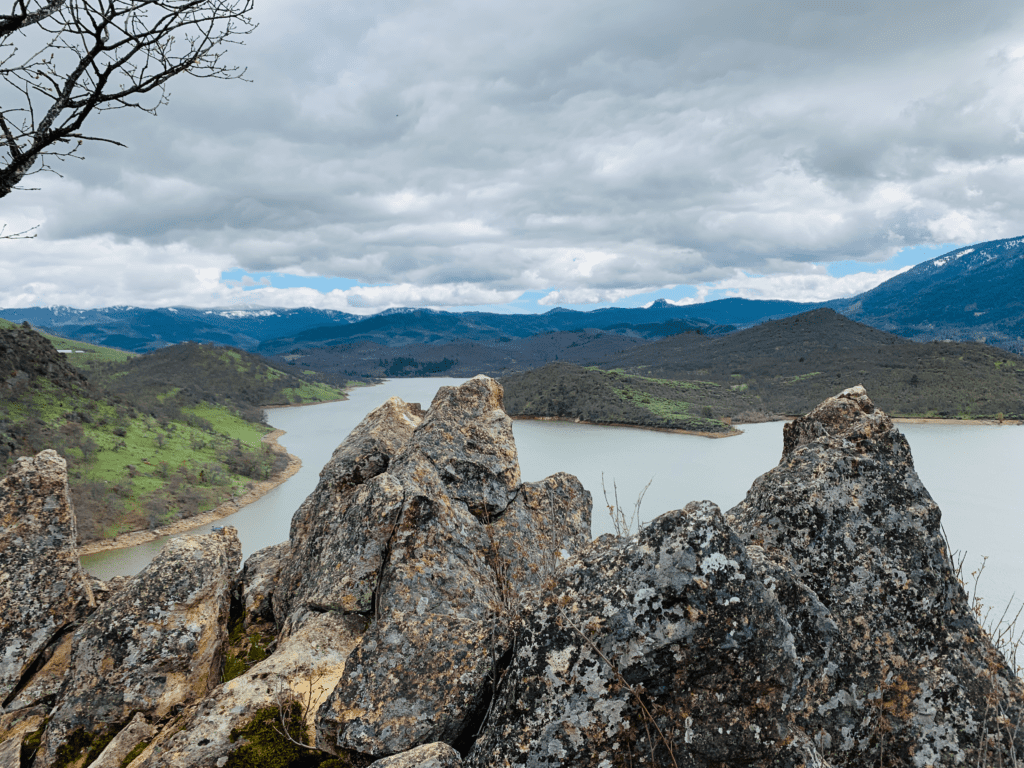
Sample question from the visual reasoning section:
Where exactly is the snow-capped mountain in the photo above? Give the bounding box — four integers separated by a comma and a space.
0, 306, 359, 352
832, 235, 1024, 350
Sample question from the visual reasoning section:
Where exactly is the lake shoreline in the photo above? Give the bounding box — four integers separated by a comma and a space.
77, 428, 301, 557
511, 414, 742, 439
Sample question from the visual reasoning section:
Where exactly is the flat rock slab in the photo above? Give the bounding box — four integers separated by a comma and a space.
35, 528, 241, 768
0, 450, 93, 704
131, 611, 365, 768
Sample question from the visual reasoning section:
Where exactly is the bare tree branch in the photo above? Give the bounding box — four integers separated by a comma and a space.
0, 0, 255, 199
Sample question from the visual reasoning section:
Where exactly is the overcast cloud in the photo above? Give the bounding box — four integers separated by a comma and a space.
3, 0, 1024, 311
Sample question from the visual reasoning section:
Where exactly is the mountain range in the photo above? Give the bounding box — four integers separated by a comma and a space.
2, 235, 1023, 357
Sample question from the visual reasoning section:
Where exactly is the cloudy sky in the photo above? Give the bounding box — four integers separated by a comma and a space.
3, 0, 1024, 313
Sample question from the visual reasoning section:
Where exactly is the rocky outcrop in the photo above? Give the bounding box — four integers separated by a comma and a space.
5, 381, 1021, 768
726, 385, 1024, 766
0, 450, 93, 707
466, 501, 821, 767
33, 528, 241, 768
129, 611, 365, 768
273, 396, 423, 632
316, 377, 592, 757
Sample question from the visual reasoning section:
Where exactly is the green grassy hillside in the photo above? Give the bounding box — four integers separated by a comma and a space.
1, 329, 353, 542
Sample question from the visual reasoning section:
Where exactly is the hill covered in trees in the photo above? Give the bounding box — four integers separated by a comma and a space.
501, 310, 1024, 426
501, 364, 766, 434
0, 329, 352, 542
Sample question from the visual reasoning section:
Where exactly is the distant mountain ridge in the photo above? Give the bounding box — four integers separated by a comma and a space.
830, 236, 1024, 351
0, 306, 358, 353
3, 234, 1022, 354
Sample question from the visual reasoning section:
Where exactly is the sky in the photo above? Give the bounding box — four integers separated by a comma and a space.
3, 0, 1024, 314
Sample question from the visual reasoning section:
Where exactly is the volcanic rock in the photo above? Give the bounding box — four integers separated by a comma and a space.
0, 450, 93, 707
34, 528, 241, 768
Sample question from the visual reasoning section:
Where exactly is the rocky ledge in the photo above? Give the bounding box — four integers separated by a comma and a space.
0, 379, 1020, 768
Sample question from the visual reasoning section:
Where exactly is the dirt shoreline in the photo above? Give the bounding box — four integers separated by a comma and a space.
891, 416, 1022, 426
77, 429, 302, 557
511, 414, 742, 439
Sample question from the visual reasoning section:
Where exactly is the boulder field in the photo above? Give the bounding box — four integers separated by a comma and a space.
0, 376, 1020, 768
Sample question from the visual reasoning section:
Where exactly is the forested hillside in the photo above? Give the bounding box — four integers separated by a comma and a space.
500, 364, 765, 434
0, 329, 352, 541
604, 309, 1024, 418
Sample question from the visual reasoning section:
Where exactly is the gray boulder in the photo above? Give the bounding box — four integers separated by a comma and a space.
726, 385, 1024, 766
0, 450, 93, 707
466, 501, 820, 768
34, 528, 241, 768
273, 396, 423, 633
368, 742, 463, 768
316, 376, 593, 758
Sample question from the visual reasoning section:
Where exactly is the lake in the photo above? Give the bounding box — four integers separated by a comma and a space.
81, 378, 1024, 622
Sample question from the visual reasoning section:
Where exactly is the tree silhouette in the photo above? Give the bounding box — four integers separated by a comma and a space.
1, 0, 255, 200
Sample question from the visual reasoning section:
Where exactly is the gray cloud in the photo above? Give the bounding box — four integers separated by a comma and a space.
5, 0, 1024, 309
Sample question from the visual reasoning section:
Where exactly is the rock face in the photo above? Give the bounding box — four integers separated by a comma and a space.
466, 501, 823, 767
726, 385, 1024, 766
315, 377, 592, 757
34, 528, 241, 768
5, 381, 1022, 768
0, 450, 93, 706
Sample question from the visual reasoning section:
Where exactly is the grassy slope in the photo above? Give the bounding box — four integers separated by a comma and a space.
37, 331, 136, 368
1, 333, 354, 541
501, 363, 764, 433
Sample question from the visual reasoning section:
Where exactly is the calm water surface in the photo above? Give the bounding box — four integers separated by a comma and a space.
82, 379, 1023, 618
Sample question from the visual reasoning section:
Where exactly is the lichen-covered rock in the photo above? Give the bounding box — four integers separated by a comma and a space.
315, 377, 592, 757
274, 396, 423, 632
726, 385, 1024, 766
0, 450, 93, 706
466, 501, 821, 768
367, 742, 463, 768
0, 705, 47, 768
129, 611, 365, 768
240, 541, 289, 627
86, 712, 155, 768
34, 528, 241, 768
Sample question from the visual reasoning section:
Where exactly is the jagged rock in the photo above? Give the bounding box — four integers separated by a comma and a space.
273, 396, 423, 633
726, 385, 1024, 766
129, 611, 365, 768
240, 541, 289, 627
34, 528, 241, 768
0, 450, 93, 707
466, 500, 822, 768
0, 706, 48, 768
367, 742, 463, 768
316, 377, 592, 757
87, 712, 155, 768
